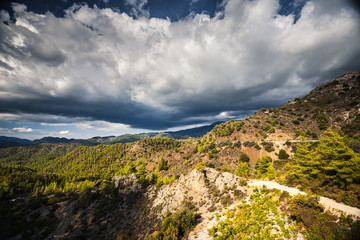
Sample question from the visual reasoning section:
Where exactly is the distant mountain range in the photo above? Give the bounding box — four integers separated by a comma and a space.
0, 122, 222, 148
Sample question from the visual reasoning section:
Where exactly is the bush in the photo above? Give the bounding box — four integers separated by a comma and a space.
218, 139, 233, 147
222, 165, 231, 173
235, 162, 250, 177
160, 207, 196, 239
195, 163, 204, 173
315, 112, 328, 130
243, 141, 255, 147
278, 149, 289, 160
239, 153, 250, 163
234, 141, 241, 148
261, 142, 274, 152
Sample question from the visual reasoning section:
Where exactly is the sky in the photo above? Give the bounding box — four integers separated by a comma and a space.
0, 0, 359, 140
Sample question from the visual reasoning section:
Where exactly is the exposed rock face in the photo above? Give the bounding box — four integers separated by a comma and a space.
152, 168, 247, 216
112, 173, 142, 195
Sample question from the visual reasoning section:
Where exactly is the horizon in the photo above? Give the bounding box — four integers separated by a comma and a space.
0, 120, 222, 141
0, 0, 359, 139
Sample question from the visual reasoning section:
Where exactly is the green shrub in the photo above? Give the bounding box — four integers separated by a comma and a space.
261, 142, 274, 152
195, 163, 204, 173
235, 162, 250, 177
159, 207, 196, 240
315, 112, 328, 130
222, 165, 231, 173
278, 149, 289, 160
234, 141, 241, 148
255, 156, 275, 179
243, 141, 255, 147
239, 153, 250, 163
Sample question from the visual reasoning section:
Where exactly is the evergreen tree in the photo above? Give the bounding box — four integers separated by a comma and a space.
278, 149, 289, 160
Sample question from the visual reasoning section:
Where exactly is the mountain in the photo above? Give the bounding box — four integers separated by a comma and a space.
165, 122, 222, 138
0, 122, 222, 148
32, 136, 83, 144
88, 122, 224, 144
1, 72, 359, 240
0, 136, 32, 148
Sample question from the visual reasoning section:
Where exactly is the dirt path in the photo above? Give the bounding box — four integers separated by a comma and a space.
248, 180, 360, 219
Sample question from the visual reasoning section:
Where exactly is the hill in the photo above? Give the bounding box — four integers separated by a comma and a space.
0, 136, 32, 148
209, 72, 360, 142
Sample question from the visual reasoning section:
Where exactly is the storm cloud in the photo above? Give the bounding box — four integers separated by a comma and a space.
0, 0, 359, 130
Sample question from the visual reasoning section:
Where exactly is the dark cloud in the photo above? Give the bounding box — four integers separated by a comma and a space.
0, 60, 13, 70
0, 0, 359, 131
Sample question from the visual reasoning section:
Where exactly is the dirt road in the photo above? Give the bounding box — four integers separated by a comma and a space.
248, 180, 360, 219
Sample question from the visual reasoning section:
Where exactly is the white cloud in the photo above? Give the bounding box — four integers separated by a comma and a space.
0, 0, 359, 130
74, 121, 130, 131
40, 118, 130, 131
59, 130, 70, 135
124, 0, 149, 18
13, 127, 33, 132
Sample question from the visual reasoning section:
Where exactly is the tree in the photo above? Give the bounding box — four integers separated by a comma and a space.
239, 153, 250, 163
158, 158, 168, 171
278, 149, 289, 160
235, 162, 250, 177
293, 131, 360, 186
255, 156, 275, 179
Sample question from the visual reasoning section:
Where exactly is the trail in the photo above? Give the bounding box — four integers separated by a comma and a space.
248, 180, 360, 219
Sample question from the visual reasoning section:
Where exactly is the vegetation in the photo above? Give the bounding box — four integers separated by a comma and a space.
235, 162, 250, 178
146, 206, 197, 240
209, 187, 301, 239
278, 149, 289, 160
209, 187, 359, 240
315, 112, 329, 130
158, 157, 169, 171
255, 156, 275, 179
0, 138, 187, 201
261, 142, 275, 152
288, 194, 359, 240
285, 131, 360, 207
239, 153, 250, 163
212, 120, 244, 137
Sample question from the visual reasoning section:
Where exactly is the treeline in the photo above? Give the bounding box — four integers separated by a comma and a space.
212, 120, 244, 137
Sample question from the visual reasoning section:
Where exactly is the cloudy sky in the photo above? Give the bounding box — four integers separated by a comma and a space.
0, 0, 359, 140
